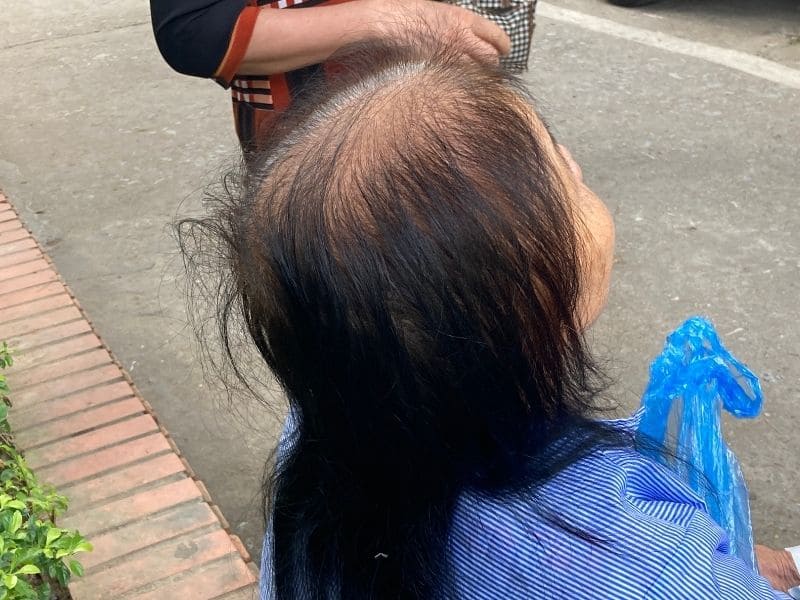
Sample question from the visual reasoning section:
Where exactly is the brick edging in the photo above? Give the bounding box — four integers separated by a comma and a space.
0, 191, 259, 599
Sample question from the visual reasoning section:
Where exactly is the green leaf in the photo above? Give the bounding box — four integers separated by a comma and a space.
7, 511, 21, 535
2, 574, 16, 589
12, 578, 35, 600
14, 564, 39, 576
54, 562, 69, 588
4, 501, 25, 511
68, 560, 84, 577
73, 540, 93, 554
35, 580, 51, 600
44, 528, 60, 547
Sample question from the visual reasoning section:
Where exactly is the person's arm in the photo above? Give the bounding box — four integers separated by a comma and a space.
236, 0, 510, 76
151, 0, 510, 87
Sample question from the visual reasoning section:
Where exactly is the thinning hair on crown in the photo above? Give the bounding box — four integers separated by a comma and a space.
234, 33, 589, 405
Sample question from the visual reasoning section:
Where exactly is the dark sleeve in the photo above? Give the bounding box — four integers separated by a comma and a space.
150, 0, 255, 81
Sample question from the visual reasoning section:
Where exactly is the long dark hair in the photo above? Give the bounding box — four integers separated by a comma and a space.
180, 36, 633, 599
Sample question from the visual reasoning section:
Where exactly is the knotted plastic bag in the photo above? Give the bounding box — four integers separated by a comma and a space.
637, 316, 762, 571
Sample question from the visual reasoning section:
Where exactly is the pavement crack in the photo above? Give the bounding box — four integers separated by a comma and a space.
1, 20, 150, 51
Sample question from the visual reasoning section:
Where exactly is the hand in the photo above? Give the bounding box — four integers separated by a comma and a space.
365, 0, 511, 63
756, 545, 800, 592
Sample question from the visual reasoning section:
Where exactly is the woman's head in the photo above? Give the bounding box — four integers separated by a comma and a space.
182, 35, 617, 598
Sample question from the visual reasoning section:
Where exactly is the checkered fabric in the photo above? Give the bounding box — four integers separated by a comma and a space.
231, 75, 274, 109
449, 0, 537, 71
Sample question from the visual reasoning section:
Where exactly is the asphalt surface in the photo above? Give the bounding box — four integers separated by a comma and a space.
1, 0, 798, 559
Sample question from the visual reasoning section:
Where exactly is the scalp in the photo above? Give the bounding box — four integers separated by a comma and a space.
249, 38, 541, 250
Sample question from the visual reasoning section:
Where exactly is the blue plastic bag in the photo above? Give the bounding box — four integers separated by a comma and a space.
637, 317, 762, 572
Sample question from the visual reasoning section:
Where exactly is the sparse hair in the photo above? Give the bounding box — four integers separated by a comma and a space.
179, 33, 632, 599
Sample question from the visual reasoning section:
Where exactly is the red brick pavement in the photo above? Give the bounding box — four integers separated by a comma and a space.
0, 192, 258, 600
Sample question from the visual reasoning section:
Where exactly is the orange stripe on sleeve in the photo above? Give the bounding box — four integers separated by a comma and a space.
267, 73, 291, 112
214, 6, 261, 87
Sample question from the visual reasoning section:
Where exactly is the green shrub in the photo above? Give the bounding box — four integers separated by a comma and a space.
0, 342, 92, 600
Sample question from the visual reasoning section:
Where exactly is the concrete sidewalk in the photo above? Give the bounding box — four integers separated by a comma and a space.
1, 193, 258, 599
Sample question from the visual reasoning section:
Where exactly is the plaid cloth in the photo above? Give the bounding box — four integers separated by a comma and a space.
449, 0, 537, 71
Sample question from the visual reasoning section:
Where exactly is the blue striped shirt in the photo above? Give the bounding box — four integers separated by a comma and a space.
259, 415, 788, 599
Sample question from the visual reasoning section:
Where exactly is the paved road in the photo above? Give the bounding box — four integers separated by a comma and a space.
1, 0, 798, 559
